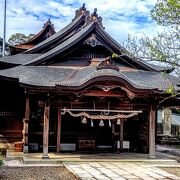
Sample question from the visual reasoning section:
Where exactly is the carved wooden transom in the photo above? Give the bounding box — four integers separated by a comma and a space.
84, 34, 103, 47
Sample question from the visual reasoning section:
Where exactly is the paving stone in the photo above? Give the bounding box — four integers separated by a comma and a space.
77, 174, 92, 178
65, 162, 180, 180
121, 175, 140, 179
111, 177, 126, 180
89, 163, 102, 167
72, 170, 87, 174
95, 175, 110, 179
145, 172, 166, 179
139, 178, 156, 180
68, 165, 80, 168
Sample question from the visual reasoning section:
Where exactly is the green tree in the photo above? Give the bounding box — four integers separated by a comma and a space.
124, 0, 180, 76
0, 151, 3, 166
0, 37, 10, 57
8, 33, 34, 46
151, 0, 180, 26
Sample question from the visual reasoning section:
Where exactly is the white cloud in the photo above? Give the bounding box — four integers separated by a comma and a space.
0, 0, 163, 44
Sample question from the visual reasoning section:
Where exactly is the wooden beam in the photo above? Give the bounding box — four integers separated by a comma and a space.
52, 101, 152, 110
149, 107, 156, 158
22, 96, 30, 153
120, 120, 124, 152
81, 90, 126, 97
42, 100, 50, 159
61, 108, 142, 113
56, 108, 61, 153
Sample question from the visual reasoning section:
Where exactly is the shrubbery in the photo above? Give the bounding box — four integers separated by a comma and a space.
0, 159, 2, 166
0, 151, 3, 166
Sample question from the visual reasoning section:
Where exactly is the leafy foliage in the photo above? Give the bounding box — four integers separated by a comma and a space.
0, 37, 10, 57
172, 108, 180, 114
124, 29, 180, 76
123, 0, 180, 98
0, 152, 3, 167
112, 53, 119, 59
151, 0, 180, 26
166, 84, 176, 96
0, 159, 2, 167
124, 0, 180, 77
8, 33, 34, 46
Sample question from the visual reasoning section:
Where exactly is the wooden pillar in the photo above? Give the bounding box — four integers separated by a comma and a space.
120, 120, 124, 152
42, 99, 50, 159
149, 107, 156, 158
22, 96, 30, 153
56, 108, 61, 152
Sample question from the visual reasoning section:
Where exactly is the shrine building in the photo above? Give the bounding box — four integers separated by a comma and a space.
0, 4, 179, 158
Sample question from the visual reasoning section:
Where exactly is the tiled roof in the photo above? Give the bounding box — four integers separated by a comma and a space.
25, 15, 84, 53
57, 66, 180, 91
0, 65, 77, 86
21, 19, 55, 45
23, 22, 174, 73
0, 19, 174, 74
0, 10, 176, 76
25, 22, 96, 65
140, 60, 174, 72
0, 65, 179, 92
0, 54, 40, 65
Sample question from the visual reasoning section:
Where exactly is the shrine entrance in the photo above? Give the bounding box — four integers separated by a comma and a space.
58, 108, 143, 153
60, 114, 112, 152
26, 84, 154, 158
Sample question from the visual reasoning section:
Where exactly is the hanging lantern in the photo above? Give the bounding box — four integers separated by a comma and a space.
91, 119, 94, 127
81, 116, 87, 124
99, 119, 104, 127
116, 118, 121, 125
109, 119, 111, 127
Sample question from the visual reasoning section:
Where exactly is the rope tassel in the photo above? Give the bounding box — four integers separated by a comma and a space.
99, 120, 104, 126
109, 119, 111, 127
91, 119, 94, 127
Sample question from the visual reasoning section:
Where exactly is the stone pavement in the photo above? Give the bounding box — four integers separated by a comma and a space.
64, 162, 180, 180
5, 151, 180, 179
6, 151, 178, 164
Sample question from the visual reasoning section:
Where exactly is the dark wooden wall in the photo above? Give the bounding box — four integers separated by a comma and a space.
0, 80, 24, 143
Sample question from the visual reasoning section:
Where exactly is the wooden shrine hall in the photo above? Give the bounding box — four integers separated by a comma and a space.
0, 4, 179, 159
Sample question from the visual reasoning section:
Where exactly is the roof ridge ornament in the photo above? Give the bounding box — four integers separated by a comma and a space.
85, 8, 105, 29
73, 3, 90, 21
73, 4, 104, 29
43, 18, 55, 30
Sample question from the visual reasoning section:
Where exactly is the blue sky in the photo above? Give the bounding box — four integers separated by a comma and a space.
0, 0, 164, 43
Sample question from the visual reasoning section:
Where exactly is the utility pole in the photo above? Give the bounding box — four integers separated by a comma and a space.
2, 0, 7, 58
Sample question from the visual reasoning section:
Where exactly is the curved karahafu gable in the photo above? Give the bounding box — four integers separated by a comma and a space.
0, 65, 179, 93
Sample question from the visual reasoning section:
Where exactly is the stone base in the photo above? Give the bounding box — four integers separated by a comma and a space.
23, 145, 29, 154
42, 155, 49, 159
148, 155, 156, 159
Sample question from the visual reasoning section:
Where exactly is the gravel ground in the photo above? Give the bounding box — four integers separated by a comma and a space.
160, 167, 180, 177
0, 166, 78, 180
